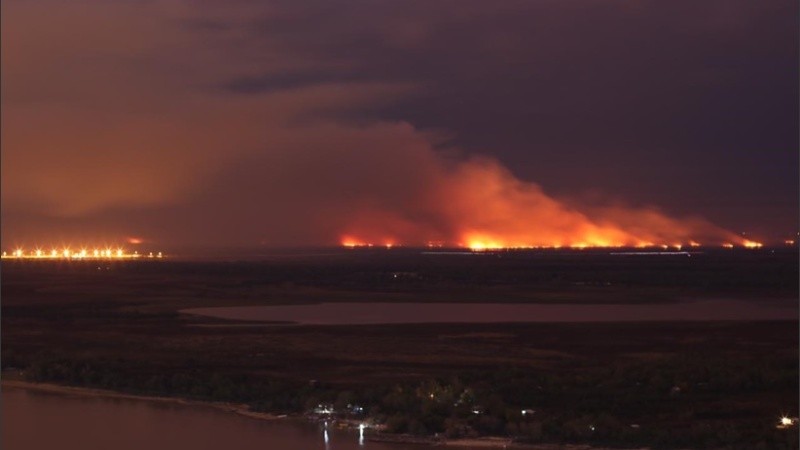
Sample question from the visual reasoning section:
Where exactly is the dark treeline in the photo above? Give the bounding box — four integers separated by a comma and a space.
16, 351, 798, 450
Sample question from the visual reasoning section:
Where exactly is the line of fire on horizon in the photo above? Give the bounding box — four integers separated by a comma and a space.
340, 236, 769, 251
1, 247, 163, 260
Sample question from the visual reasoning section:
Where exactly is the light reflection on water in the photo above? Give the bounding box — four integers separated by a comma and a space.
1, 388, 438, 450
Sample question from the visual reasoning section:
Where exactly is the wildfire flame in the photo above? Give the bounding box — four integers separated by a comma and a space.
742, 240, 762, 249
338, 158, 761, 250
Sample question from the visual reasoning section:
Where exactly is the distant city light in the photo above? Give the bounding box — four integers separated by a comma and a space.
1, 245, 165, 260
777, 416, 798, 429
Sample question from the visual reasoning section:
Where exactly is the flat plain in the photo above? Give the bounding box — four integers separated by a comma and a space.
2, 248, 798, 449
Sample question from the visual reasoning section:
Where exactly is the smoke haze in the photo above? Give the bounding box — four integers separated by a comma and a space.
2, 0, 796, 249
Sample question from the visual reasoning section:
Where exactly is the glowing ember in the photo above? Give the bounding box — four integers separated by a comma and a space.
1, 245, 165, 260
742, 240, 763, 249
342, 240, 367, 248
342, 236, 763, 251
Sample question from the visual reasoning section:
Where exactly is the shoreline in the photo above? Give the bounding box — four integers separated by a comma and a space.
2, 379, 650, 450
1, 379, 285, 421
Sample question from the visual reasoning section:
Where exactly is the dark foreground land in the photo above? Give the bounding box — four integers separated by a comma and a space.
2, 248, 798, 449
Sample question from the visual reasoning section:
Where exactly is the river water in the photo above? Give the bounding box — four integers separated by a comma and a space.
6, 300, 796, 449
183, 299, 797, 325
1, 387, 440, 450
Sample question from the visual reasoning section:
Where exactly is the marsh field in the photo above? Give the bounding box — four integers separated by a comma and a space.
2, 248, 798, 449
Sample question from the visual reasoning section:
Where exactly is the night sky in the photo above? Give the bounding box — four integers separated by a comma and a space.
2, 0, 797, 249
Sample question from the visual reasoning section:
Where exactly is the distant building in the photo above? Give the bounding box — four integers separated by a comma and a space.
313, 403, 334, 415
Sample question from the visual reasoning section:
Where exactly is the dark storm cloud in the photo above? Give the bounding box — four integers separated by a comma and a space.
2, 0, 796, 248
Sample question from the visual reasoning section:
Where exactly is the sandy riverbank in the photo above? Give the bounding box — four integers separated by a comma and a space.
1, 379, 285, 421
